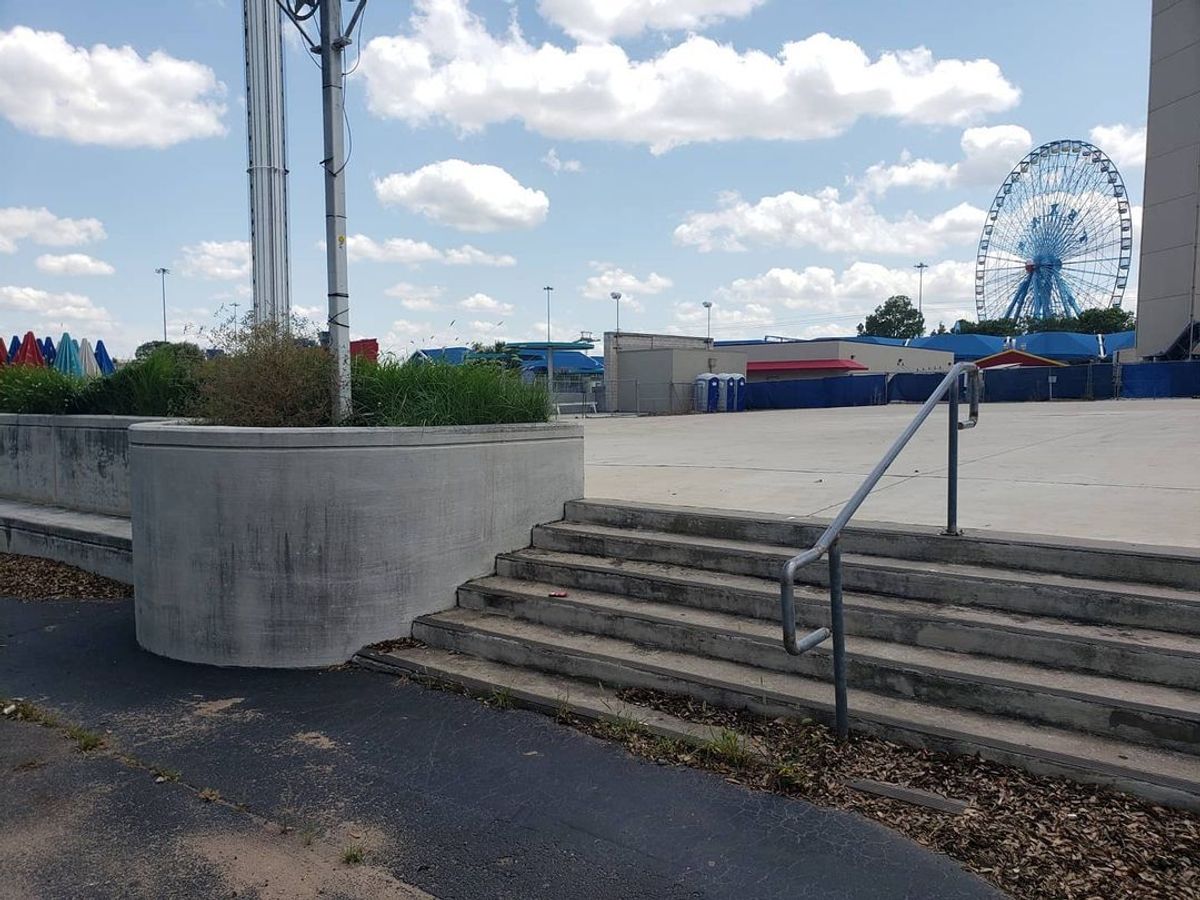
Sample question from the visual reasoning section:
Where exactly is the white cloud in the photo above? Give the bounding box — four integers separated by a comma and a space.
344, 234, 516, 267
538, 0, 767, 42
180, 240, 251, 280
581, 263, 672, 311
677, 260, 977, 338
374, 159, 549, 231
675, 188, 983, 256
1089, 123, 1146, 169
35, 253, 115, 276
0, 26, 226, 148
385, 282, 445, 310
0, 207, 106, 254
0, 284, 115, 329
459, 292, 514, 315
858, 124, 1031, 196
360, 0, 1020, 154
542, 148, 582, 174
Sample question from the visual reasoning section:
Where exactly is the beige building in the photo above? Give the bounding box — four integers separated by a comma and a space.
716, 339, 955, 382
1136, 0, 1200, 358
609, 344, 747, 414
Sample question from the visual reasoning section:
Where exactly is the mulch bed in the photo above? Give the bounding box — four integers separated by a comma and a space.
0, 554, 132, 601
571, 687, 1200, 900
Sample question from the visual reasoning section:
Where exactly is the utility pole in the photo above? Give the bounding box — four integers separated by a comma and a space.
318, 0, 362, 422
155, 267, 170, 341
543, 285, 555, 390
914, 261, 928, 319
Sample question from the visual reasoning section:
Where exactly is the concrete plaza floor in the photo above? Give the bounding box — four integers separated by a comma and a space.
584, 398, 1200, 548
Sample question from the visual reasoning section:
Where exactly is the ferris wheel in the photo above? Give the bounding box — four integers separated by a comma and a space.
974, 140, 1133, 321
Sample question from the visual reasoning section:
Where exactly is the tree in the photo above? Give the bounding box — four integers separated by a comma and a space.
858, 295, 925, 339
954, 318, 1023, 337
134, 340, 171, 360
1074, 307, 1136, 334
955, 308, 1136, 337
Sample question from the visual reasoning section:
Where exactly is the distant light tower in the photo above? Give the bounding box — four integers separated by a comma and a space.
543, 285, 555, 389
155, 267, 171, 341
914, 261, 929, 318
610, 291, 622, 333
702, 300, 714, 339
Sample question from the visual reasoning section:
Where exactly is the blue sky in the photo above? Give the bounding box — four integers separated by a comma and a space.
0, 0, 1150, 355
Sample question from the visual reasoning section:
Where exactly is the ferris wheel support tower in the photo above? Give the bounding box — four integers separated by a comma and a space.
243, 0, 292, 326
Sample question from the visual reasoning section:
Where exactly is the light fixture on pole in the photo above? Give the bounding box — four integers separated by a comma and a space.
155, 267, 171, 342
913, 261, 928, 318
702, 300, 713, 340
610, 291, 622, 333
543, 285, 555, 390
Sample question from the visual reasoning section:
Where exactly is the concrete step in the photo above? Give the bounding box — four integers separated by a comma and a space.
353, 644, 732, 746
566, 499, 1200, 590
412, 608, 1200, 811
459, 577, 1200, 755
496, 549, 1200, 690
531, 522, 1200, 635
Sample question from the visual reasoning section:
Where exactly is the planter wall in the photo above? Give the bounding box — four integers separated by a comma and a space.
130, 421, 584, 667
0, 414, 165, 517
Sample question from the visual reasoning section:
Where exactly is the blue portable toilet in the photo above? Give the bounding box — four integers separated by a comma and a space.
716, 373, 740, 411
694, 373, 719, 413
733, 374, 747, 411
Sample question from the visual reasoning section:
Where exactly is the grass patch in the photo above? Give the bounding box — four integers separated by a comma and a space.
3, 699, 58, 728
341, 845, 365, 865
151, 764, 181, 782
65, 725, 104, 752
198, 787, 221, 803
487, 687, 515, 710
703, 727, 752, 766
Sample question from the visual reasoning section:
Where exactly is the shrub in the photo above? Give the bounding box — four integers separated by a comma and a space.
73, 345, 202, 416
0, 366, 81, 413
198, 322, 332, 427
350, 357, 551, 427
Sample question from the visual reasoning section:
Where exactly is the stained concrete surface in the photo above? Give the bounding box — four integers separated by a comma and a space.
584, 399, 1200, 547
0, 598, 1000, 900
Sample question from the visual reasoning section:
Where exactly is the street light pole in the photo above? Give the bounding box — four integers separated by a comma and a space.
155, 267, 170, 341
610, 291, 621, 334
702, 300, 713, 340
914, 262, 928, 319
543, 285, 555, 391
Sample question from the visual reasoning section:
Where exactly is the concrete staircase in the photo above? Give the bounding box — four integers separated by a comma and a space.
360, 499, 1200, 809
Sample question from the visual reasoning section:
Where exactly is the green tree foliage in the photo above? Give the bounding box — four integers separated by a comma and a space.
858, 295, 925, 339
954, 318, 1024, 337
955, 308, 1135, 336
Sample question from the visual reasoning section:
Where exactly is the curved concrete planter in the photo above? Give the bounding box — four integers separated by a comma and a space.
130, 421, 583, 667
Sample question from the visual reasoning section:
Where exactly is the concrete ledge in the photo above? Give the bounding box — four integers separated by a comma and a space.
0, 414, 166, 517
130, 421, 584, 668
0, 498, 132, 583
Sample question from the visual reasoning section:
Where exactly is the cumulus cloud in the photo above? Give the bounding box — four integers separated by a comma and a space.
374, 159, 549, 231
384, 282, 445, 310
360, 0, 1020, 154
344, 234, 517, 267
676, 261, 977, 338
858, 125, 1031, 196
542, 148, 582, 174
1089, 123, 1146, 169
0, 284, 115, 328
180, 240, 251, 280
675, 188, 983, 256
0, 207, 106, 254
459, 292, 514, 315
0, 26, 226, 148
35, 253, 115, 276
538, 0, 767, 42
581, 263, 672, 310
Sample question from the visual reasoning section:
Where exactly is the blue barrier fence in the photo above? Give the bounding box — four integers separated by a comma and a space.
756, 361, 1198, 412
747, 373, 886, 410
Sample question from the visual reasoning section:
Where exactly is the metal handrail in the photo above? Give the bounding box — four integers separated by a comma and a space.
780, 362, 982, 740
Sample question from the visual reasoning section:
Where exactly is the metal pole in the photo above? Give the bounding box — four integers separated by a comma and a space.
155, 267, 170, 341
320, 0, 351, 421
914, 261, 928, 321
946, 373, 960, 535
828, 540, 849, 742
544, 285, 554, 392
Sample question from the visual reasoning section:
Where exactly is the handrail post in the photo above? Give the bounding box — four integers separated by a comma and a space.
829, 540, 848, 742
945, 372, 960, 536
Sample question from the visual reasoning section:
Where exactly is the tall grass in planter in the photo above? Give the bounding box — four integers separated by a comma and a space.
0, 366, 81, 414
350, 357, 551, 427
73, 345, 203, 416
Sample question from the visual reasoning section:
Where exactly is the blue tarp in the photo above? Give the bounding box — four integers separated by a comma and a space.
887, 373, 947, 402
1102, 331, 1136, 355
1015, 332, 1101, 362
909, 333, 1005, 361
747, 374, 886, 410
982, 364, 1115, 402
1120, 361, 1200, 398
